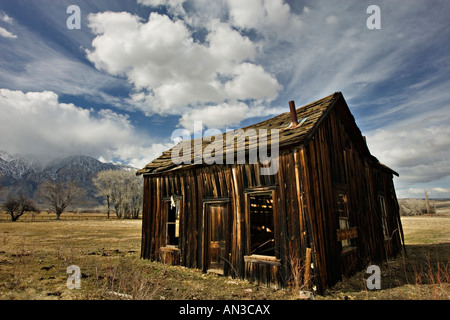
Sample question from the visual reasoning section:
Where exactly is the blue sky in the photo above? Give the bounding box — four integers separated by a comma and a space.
1, 0, 450, 198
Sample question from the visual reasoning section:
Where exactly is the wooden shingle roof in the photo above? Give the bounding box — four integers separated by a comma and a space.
138, 92, 343, 175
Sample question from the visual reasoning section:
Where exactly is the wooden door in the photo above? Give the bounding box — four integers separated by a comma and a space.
205, 204, 228, 274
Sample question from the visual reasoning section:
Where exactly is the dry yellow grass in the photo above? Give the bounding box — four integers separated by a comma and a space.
0, 219, 290, 300
0, 215, 448, 300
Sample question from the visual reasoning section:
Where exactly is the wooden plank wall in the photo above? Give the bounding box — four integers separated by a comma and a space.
141, 153, 313, 287
300, 103, 403, 289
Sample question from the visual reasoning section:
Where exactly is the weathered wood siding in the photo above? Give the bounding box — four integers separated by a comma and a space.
299, 101, 403, 289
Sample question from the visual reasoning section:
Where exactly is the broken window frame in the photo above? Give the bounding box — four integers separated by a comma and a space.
245, 190, 277, 258
336, 189, 354, 250
165, 196, 181, 248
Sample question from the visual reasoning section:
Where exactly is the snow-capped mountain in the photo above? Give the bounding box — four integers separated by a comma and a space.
0, 151, 136, 206
0, 151, 44, 185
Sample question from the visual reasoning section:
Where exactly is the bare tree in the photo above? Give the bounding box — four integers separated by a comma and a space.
128, 174, 143, 219
37, 179, 85, 220
2, 193, 40, 222
93, 170, 115, 219
93, 170, 142, 219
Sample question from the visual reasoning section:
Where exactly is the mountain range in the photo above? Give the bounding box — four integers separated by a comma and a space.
0, 151, 136, 208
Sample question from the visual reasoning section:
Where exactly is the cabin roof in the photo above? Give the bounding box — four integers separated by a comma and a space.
137, 92, 398, 176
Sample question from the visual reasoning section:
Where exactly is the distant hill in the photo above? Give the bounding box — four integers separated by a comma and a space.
0, 151, 136, 208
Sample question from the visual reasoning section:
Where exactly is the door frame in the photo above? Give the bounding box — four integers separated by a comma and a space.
202, 197, 230, 275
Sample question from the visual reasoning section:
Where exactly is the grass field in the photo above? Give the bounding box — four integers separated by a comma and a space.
0, 213, 448, 300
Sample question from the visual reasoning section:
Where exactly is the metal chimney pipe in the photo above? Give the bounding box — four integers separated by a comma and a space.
289, 101, 298, 128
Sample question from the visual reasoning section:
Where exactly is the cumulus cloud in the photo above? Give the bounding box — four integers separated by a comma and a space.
179, 102, 250, 132
227, 0, 303, 40
0, 89, 171, 168
86, 9, 281, 127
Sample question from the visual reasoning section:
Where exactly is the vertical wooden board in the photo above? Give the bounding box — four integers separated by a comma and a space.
164, 176, 169, 198
179, 174, 186, 265
217, 169, 225, 198
185, 172, 194, 268
293, 149, 308, 257
254, 162, 261, 187
147, 177, 154, 260
287, 151, 301, 253
167, 175, 173, 196
150, 177, 157, 260
194, 170, 202, 269
283, 151, 301, 283
155, 177, 162, 259
141, 176, 150, 259
283, 152, 295, 283
243, 164, 251, 189
226, 166, 237, 274
184, 173, 192, 266
212, 169, 220, 198
275, 153, 286, 265
237, 165, 246, 277
232, 165, 245, 277
299, 146, 317, 260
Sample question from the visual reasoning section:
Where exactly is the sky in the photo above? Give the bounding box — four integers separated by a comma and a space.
1, 0, 450, 198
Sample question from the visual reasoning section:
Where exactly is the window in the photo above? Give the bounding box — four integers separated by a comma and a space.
249, 193, 275, 256
166, 196, 180, 247
379, 195, 389, 239
336, 191, 352, 248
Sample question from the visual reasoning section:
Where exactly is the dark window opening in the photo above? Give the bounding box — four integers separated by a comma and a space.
249, 193, 275, 256
166, 198, 180, 247
336, 191, 352, 249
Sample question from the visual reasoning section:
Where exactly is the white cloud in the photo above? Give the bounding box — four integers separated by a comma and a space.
1, 11, 13, 24
0, 26, 16, 39
366, 119, 450, 186
0, 11, 16, 38
0, 89, 170, 168
86, 10, 281, 126
179, 102, 250, 132
223, 63, 282, 101
227, 0, 302, 40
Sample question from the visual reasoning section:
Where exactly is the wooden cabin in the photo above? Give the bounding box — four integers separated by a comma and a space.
137, 92, 405, 293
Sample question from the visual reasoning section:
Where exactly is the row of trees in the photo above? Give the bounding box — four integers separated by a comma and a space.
1, 170, 143, 222
93, 170, 142, 219
399, 191, 436, 216
1, 179, 87, 221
